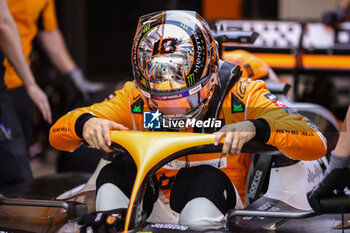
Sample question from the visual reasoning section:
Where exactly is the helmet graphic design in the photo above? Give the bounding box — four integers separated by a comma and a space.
132, 10, 219, 123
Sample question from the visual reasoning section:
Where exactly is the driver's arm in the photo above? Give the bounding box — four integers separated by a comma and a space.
49, 81, 135, 152
215, 79, 327, 160
245, 80, 327, 160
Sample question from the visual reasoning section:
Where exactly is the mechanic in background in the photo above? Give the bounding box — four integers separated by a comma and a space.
322, 0, 350, 27
308, 106, 350, 212
4, 0, 105, 148
0, 0, 51, 189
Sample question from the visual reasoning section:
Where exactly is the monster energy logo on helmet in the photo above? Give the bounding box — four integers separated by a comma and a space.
186, 73, 195, 87
143, 23, 151, 33
141, 77, 150, 90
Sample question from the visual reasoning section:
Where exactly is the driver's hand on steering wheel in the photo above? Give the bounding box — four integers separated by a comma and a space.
214, 121, 256, 155
83, 118, 129, 153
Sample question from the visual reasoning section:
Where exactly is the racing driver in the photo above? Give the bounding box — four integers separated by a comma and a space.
49, 10, 327, 231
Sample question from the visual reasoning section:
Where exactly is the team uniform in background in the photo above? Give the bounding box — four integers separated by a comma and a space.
3, 0, 58, 147
50, 72, 327, 202
4, 0, 58, 90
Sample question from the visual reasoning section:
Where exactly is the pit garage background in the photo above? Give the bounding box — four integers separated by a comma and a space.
29, 0, 350, 177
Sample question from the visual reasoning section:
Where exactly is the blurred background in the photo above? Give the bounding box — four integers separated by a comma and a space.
53, 0, 346, 83
27, 0, 349, 177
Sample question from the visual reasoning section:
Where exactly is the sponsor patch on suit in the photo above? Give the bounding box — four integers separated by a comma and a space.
231, 92, 245, 113
131, 97, 144, 114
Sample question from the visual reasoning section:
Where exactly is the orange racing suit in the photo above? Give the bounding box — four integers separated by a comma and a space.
49, 63, 327, 202
223, 50, 270, 80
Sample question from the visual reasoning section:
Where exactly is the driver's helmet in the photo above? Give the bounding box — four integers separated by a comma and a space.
132, 10, 219, 122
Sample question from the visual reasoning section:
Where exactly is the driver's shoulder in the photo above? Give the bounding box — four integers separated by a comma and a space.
112, 80, 141, 100
225, 77, 267, 103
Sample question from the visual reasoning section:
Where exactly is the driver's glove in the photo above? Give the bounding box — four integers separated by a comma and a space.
77, 208, 126, 233
307, 151, 350, 213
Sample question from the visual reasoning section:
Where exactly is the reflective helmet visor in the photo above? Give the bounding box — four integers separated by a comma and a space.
132, 10, 218, 118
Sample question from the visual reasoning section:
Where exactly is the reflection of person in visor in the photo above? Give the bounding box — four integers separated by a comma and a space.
50, 11, 327, 230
